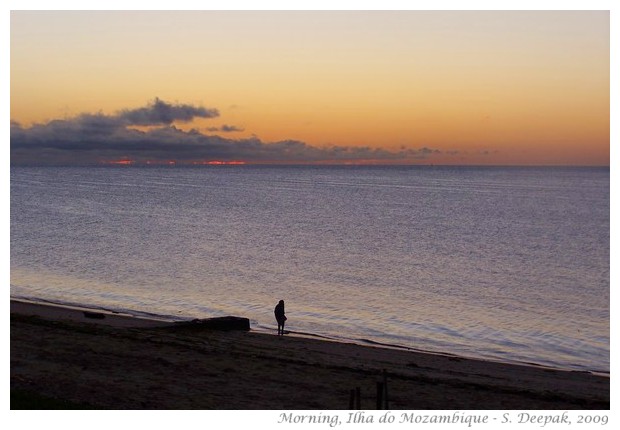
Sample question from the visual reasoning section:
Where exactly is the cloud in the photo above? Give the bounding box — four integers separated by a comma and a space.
11, 99, 443, 165
221, 124, 245, 132
118, 97, 219, 126
206, 124, 245, 133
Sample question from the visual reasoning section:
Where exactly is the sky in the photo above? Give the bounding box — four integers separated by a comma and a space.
10, 10, 610, 165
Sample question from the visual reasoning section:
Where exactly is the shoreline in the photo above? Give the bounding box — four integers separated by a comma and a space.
11, 297, 609, 376
10, 298, 175, 328
10, 298, 609, 409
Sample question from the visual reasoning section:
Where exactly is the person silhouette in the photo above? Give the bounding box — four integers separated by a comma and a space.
274, 300, 287, 335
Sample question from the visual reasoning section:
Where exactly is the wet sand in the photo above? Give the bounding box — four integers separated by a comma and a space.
10, 299, 609, 409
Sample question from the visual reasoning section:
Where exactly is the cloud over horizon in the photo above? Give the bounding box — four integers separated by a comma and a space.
206, 124, 245, 133
11, 98, 443, 166
119, 97, 219, 126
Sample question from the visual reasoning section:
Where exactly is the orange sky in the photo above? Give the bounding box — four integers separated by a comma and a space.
10, 11, 610, 165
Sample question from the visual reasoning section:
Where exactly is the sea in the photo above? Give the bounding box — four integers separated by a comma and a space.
10, 165, 610, 373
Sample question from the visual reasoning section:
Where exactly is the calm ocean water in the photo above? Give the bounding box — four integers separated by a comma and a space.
10, 166, 609, 372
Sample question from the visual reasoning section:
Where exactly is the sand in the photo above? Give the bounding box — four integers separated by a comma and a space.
10, 299, 609, 410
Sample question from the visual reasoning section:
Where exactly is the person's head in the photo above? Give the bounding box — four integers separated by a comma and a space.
279, 300, 284, 305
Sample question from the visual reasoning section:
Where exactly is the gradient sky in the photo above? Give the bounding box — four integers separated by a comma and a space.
10, 10, 610, 165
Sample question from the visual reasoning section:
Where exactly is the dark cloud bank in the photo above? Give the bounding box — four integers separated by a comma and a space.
11, 98, 443, 166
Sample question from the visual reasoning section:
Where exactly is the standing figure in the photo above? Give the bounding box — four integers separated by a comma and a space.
274, 299, 287, 335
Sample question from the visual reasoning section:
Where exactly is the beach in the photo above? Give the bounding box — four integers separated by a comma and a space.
10, 300, 609, 410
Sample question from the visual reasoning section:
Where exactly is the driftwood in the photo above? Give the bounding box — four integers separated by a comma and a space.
83, 311, 106, 319
173, 316, 250, 331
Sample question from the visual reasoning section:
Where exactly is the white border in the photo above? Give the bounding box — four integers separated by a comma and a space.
3, 2, 615, 429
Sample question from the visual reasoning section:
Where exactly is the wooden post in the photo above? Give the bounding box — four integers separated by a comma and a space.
383, 369, 389, 409
349, 389, 355, 409
355, 387, 361, 410
376, 382, 384, 410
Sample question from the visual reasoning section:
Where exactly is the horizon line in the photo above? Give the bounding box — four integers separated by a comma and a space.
9, 163, 611, 168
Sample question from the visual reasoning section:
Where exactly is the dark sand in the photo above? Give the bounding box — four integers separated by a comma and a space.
10, 300, 609, 410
